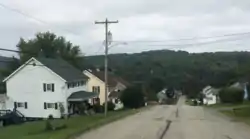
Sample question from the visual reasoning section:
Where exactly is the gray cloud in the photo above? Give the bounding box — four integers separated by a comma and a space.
0, 0, 250, 56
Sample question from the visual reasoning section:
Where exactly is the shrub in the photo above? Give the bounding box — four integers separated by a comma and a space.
45, 120, 53, 131
219, 87, 244, 103
93, 104, 104, 113
107, 101, 115, 111
120, 86, 145, 109
101, 101, 115, 111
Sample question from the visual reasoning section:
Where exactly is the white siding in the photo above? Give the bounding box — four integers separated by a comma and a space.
5, 60, 67, 118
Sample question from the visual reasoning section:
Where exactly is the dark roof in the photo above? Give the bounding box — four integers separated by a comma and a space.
88, 70, 130, 87
68, 91, 98, 101
36, 57, 88, 82
109, 90, 122, 98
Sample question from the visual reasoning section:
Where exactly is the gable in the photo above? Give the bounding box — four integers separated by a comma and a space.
4, 57, 88, 83
3, 58, 65, 82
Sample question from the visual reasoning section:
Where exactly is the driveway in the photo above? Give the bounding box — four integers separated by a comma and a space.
77, 97, 250, 139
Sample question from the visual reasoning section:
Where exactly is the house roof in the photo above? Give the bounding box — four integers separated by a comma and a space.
3, 57, 88, 82
68, 91, 98, 101
86, 70, 130, 87
36, 57, 88, 82
109, 90, 122, 98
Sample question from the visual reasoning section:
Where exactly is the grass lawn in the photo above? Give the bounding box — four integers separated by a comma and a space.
0, 109, 143, 139
206, 101, 250, 108
220, 107, 250, 125
185, 99, 193, 106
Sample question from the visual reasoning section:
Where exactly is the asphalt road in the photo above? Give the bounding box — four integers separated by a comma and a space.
77, 97, 250, 139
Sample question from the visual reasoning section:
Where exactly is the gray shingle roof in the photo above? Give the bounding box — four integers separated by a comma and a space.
36, 57, 88, 82
68, 91, 98, 101
88, 70, 130, 87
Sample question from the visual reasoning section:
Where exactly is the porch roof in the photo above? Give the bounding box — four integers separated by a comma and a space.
68, 91, 98, 102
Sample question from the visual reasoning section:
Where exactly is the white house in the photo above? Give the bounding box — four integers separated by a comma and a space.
157, 88, 167, 104
2, 57, 98, 119
202, 86, 219, 105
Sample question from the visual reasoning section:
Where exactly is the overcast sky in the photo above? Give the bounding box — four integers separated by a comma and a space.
0, 0, 250, 56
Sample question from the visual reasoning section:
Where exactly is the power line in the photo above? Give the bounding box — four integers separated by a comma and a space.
0, 3, 79, 35
144, 36, 249, 48
113, 31, 250, 43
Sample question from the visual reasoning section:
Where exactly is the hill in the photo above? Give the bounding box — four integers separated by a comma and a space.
83, 50, 250, 98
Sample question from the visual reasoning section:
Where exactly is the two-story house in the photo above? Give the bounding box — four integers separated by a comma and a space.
83, 69, 130, 104
202, 86, 219, 105
2, 57, 98, 118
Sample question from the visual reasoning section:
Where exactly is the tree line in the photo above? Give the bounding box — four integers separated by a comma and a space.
84, 50, 250, 99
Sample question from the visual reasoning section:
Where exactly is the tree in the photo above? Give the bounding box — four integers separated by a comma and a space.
120, 86, 145, 108
17, 32, 83, 69
219, 87, 244, 103
148, 77, 165, 93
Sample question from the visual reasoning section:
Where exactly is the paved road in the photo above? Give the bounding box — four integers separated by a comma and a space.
77, 97, 250, 139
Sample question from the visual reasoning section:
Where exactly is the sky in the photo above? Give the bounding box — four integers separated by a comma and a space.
0, 0, 250, 56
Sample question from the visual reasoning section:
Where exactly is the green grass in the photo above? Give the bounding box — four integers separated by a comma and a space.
220, 107, 250, 125
0, 109, 143, 139
207, 101, 250, 108
185, 99, 193, 106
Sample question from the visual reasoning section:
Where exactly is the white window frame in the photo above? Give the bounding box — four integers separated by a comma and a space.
17, 102, 25, 108
43, 83, 55, 92
92, 86, 100, 93
47, 103, 56, 108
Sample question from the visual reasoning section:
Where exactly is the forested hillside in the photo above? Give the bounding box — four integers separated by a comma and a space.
83, 50, 250, 98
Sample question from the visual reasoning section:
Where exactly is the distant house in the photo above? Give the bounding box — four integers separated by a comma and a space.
2, 57, 98, 118
157, 88, 167, 104
83, 69, 130, 104
202, 86, 220, 105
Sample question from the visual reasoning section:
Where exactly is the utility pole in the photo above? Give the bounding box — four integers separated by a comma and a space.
95, 18, 118, 117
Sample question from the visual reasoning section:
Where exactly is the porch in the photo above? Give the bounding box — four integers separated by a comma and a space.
67, 91, 99, 115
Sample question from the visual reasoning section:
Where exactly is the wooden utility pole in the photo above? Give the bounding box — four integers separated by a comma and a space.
95, 18, 118, 117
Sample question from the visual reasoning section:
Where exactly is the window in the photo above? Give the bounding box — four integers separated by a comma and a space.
80, 80, 85, 86
43, 83, 55, 92
92, 86, 100, 93
14, 102, 27, 109
44, 103, 58, 109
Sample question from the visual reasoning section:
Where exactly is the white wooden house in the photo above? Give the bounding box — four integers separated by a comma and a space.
2, 57, 98, 118
202, 86, 219, 105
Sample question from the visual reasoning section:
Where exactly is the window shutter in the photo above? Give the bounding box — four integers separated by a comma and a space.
25, 102, 28, 109
14, 102, 17, 108
44, 103, 47, 109
92, 86, 95, 92
52, 84, 55, 92
98, 87, 100, 93
55, 103, 58, 110
43, 83, 46, 92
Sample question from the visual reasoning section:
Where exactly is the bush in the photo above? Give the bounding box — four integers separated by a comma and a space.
107, 101, 115, 111
93, 104, 104, 113
120, 86, 145, 109
45, 120, 53, 131
102, 101, 115, 111
219, 87, 244, 103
